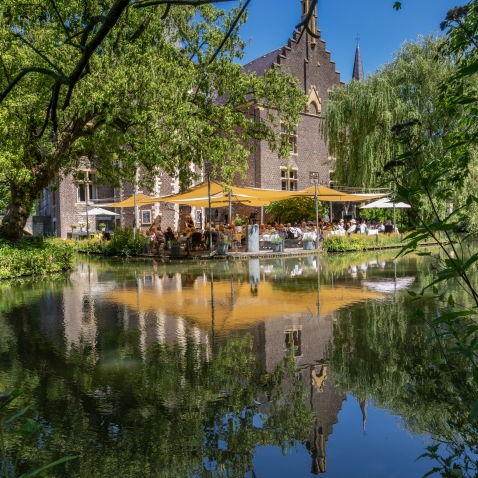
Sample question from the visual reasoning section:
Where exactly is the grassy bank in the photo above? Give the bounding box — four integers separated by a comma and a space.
321, 233, 406, 252
0, 237, 74, 280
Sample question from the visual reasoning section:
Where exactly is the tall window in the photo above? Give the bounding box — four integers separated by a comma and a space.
77, 172, 98, 203
280, 123, 298, 155
281, 167, 298, 191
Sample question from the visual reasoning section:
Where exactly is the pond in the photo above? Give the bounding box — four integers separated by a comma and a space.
0, 249, 465, 477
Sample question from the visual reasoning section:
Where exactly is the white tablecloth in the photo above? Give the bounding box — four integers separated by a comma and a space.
366, 229, 379, 236
322, 230, 345, 240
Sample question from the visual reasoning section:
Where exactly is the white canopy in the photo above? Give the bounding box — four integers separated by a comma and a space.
360, 198, 411, 209
79, 208, 119, 216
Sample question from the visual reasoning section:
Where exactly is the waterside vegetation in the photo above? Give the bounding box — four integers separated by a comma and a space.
0, 238, 74, 280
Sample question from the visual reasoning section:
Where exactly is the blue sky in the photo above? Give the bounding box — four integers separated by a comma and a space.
233, 0, 460, 81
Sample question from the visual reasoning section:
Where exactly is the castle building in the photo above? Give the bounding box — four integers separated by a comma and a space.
34, 0, 363, 238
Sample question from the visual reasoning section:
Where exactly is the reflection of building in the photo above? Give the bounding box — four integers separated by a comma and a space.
254, 310, 345, 474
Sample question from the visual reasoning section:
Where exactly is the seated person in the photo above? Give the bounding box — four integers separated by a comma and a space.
163, 227, 176, 249
185, 215, 194, 229
337, 219, 345, 232
377, 221, 385, 233
347, 219, 357, 234
358, 219, 368, 234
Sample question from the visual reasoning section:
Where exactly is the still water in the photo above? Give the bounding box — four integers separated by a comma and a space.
0, 250, 454, 477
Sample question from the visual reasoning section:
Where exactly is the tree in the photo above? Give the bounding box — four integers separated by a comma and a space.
0, 1, 307, 240
265, 197, 328, 224
323, 35, 478, 224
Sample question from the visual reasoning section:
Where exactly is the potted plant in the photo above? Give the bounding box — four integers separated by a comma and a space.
234, 217, 243, 232
71, 224, 77, 231
78, 222, 86, 232
303, 236, 315, 250
99, 222, 106, 232
270, 236, 284, 252
170, 239, 181, 256
217, 237, 231, 255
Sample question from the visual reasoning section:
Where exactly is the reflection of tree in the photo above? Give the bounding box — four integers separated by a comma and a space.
327, 295, 478, 474
0, 305, 313, 478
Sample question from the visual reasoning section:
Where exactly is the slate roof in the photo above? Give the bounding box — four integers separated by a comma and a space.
243, 47, 284, 75
352, 43, 364, 81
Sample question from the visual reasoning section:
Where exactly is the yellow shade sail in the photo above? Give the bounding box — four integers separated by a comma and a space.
105, 194, 154, 208
107, 180, 387, 208
106, 280, 382, 333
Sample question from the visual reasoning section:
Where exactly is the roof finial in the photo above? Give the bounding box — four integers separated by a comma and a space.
356, 33, 360, 45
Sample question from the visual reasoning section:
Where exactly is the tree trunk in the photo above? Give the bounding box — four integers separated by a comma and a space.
0, 184, 37, 241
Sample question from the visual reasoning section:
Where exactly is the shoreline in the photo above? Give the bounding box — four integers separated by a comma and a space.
76, 240, 448, 262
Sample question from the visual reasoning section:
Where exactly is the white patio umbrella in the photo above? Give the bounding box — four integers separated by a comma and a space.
79, 208, 120, 216
360, 198, 411, 209
360, 198, 411, 228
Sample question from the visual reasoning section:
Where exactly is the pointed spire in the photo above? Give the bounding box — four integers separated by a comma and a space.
360, 400, 368, 434
352, 36, 364, 81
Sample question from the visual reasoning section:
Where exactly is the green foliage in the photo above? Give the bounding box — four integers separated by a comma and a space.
0, 238, 74, 280
0, 390, 77, 478
324, 35, 478, 226
73, 227, 147, 256
266, 197, 328, 223
0, 0, 306, 240
321, 233, 406, 252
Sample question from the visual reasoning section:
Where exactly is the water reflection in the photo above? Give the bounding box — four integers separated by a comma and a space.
0, 250, 441, 477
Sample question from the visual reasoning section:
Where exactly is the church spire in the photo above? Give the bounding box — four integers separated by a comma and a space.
352, 36, 365, 81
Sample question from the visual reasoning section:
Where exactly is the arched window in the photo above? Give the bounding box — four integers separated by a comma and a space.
308, 102, 318, 115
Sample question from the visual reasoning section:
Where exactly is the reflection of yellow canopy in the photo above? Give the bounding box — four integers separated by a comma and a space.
106, 280, 382, 333
107, 181, 387, 208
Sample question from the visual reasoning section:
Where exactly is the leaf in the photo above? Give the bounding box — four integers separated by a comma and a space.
18, 456, 78, 478
14, 418, 42, 436
457, 61, 478, 78
0, 389, 20, 411
421, 468, 443, 478
5, 406, 30, 425
448, 295, 455, 307
408, 290, 417, 297
392, 2, 401, 11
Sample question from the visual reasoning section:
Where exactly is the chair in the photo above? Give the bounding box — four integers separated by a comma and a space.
190, 232, 205, 250
163, 231, 175, 250
384, 224, 394, 233
206, 232, 218, 250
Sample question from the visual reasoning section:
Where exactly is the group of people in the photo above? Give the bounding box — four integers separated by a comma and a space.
147, 215, 247, 253
259, 217, 398, 239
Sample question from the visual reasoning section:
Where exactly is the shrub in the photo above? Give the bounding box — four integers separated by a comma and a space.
73, 227, 147, 256
321, 233, 404, 252
0, 237, 74, 280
